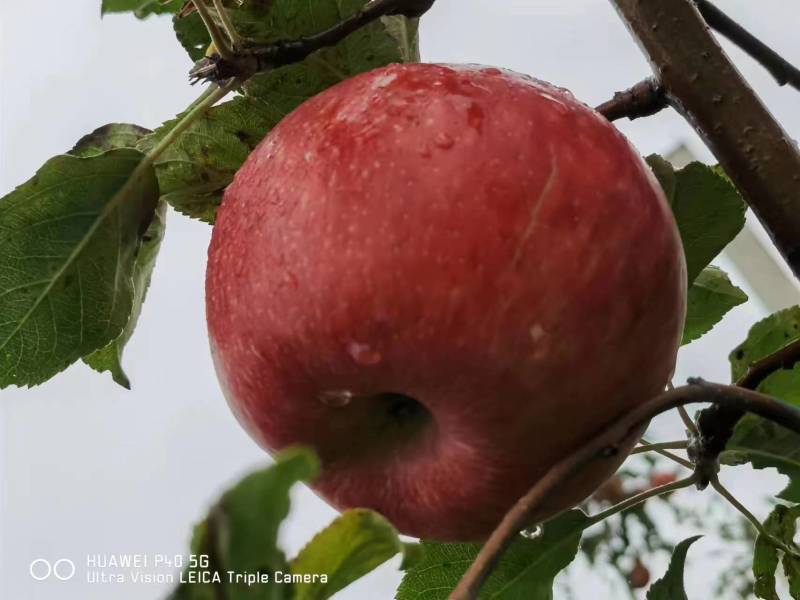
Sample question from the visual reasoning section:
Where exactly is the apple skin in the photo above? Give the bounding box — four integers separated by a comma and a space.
206, 63, 686, 541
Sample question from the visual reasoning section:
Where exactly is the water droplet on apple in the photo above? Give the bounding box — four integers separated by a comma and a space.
520, 524, 543, 540
433, 132, 455, 149
318, 390, 354, 408
347, 341, 383, 366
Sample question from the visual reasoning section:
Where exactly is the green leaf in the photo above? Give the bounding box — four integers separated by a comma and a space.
646, 535, 702, 600
172, 447, 320, 600
646, 157, 746, 284
722, 365, 800, 502
62, 123, 167, 389
753, 504, 800, 600
101, 0, 183, 18
70, 124, 153, 157
0, 149, 159, 388
397, 510, 588, 600
138, 96, 278, 223
83, 200, 167, 388
682, 266, 747, 345
290, 509, 420, 600
730, 306, 800, 382
167, 0, 420, 222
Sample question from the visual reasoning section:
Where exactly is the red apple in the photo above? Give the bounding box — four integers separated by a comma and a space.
206, 63, 686, 541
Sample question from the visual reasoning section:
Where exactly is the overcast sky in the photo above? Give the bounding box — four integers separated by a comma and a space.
1, 1, 799, 598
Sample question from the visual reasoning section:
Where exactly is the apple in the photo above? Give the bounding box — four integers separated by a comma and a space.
206, 63, 686, 541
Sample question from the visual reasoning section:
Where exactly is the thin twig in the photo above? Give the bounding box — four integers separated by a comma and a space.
632, 440, 693, 469
449, 381, 800, 600
211, 0, 243, 50
711, 478, 800, 559
678, 406, 698, 436
192, 0, 235, 61
695, 0, 800, 92
738, 338, 800, 390
587, 474, 697, 526
595, 78, 668, 121
188, 0, 436, 84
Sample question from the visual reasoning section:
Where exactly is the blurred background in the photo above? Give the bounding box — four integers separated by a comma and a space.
1, 0, 799, 597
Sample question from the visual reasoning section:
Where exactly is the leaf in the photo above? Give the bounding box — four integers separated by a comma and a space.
682, 266, 747, 345
646, 535, 702, 600
101, 0, 183, 18
138, 96, 278, 223
722, 365, 800, 502
397, 510, 588, 600
646, 157, 746, 284
172, 447, 320, 600
70, 124, 153, 157
753, 504, 800, 600
83, 200, 167, 388
167, 0, 420, 222
730, 306, 800, 382
290, 509, 420, 600
63, 123, 167, 389
0, 149, 158, 388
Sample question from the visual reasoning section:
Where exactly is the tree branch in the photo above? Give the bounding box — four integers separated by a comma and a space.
695, 0, 800, 92
609, 0, 800, 279
449, 380, 800, 600
189, 0, 435, 84
595, 78, 668, 122
738, 337, 800, 390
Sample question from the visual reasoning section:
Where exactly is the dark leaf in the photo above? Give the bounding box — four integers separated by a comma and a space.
646, 536, 702, 600
171, 447, 320, 600
70, 124, 153, 157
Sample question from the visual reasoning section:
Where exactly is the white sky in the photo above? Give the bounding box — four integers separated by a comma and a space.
1, 1, 799, 598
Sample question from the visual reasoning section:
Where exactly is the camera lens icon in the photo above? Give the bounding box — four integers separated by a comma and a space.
29, 559, 75, 581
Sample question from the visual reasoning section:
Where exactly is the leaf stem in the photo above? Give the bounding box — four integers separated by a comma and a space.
587, 474, 697, 527
192, 0, 235, 60
146, 82, 236, 164
212, 0, 243, 50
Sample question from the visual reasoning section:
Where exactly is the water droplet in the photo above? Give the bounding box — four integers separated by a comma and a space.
318, 390, 354, 408
520, 524, 543, 540
483, 68, 502, 76
419, 145, 432, 158
348, 341, 383, 366
433, 132, 455, 149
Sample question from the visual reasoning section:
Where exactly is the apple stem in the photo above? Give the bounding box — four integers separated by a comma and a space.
595, 78, 667, 122
449, 380, 800, 600
596, 2, 800, 121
